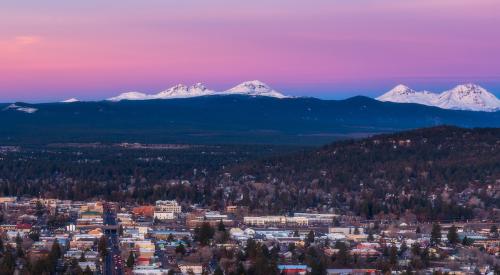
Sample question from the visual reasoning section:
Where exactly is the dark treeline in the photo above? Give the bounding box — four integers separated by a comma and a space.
0, 126, 499, 221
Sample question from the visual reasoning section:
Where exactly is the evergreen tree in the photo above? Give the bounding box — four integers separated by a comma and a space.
175, 243, 186, 255
126, 251, 135, 268
490, 225, 498, 237
49, 241, 62, 271
217, 220, 226, 232
194, 222, 214, 246
447, 225, 459, 245
83, 265, 93, 275
98, 235, 108, 258
214, 266, 224, 275
15, 233, 24, 258
167, 234, 175, 241
389, 245, 398, 267
430, 223, 441, 246
333, 241, 351, 267
79, 251, 87, 262
353, 227, 360, 235
306, 230, 315, 245
367, 230, 375, 242
0, 249, 16, 274
461, 236, 473, 246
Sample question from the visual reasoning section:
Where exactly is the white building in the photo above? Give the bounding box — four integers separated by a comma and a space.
155, 200, 181, 213
243, 216, 308, 226
153, 211, 175, 220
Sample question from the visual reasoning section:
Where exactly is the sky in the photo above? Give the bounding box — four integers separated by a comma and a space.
1, 0, 499, 102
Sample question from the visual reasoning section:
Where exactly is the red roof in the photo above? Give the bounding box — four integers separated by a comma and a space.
16, 223, 32, 230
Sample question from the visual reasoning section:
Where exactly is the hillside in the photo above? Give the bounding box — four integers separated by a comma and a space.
224, 126, 500, 220
0, 126, 498, 221
1, 95, 500, 145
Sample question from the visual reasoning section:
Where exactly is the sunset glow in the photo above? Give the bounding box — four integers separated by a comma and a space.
1, 0, 500, 102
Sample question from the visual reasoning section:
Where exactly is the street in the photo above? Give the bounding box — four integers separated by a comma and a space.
104, 205, 124, 275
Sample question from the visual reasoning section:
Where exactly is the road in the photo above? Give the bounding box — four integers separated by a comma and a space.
103, 205, 124, 275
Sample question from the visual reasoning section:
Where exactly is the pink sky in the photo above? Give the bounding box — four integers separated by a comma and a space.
1, 0, 499, 102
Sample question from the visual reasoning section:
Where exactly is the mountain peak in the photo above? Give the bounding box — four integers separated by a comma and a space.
376, 84, 437, 106
390, 84, 415, 95
107, 80, 289, 101
156, 83, 215, 98
436, 83, 500, 111
61, 98, 79, 103
223, 80, 288, 98
377, 83, 500, 112
108, 91, 152, 101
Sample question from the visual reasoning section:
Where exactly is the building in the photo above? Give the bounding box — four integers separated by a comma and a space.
278, 265, 310, 275
243, 216, 308, 227
155, 200, 181, 213
178, 263, 203, 275
153, 211, 175, 221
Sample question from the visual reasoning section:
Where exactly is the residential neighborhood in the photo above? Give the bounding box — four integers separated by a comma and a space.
0, 196, 498, 274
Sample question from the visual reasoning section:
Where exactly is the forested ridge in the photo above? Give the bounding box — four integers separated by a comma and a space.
225, 126, 500, 221
0, 126, 498, 221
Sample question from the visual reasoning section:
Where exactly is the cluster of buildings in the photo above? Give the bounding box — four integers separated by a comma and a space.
0, 196, 498, 274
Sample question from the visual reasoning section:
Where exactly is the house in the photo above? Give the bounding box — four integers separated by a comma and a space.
133, 265, 170, 275
153, 211, 175, 221
178, 263, 203, 275
326, 269, 378, 275
278, 265, 310, 275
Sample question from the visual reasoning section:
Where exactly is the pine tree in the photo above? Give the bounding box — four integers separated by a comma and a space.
217, 220, 226, 232
98, 235, 108, 258
126, 251, 135, 268
175, 243, 186, 255
83, 265, 93, 275
430, 223, 441, 246
306, 230, 315, 245
447, 225, 459, 245
415, 226, 421, 234
0, 249, 15, 274
79, 251, 87, 262
194, 222, 214, 246
214, 266, 224, 275
389, 245, 398, 267
49, 241, 62, 271
15, 233, 24, 258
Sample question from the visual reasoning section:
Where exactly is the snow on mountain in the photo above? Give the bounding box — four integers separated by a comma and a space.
108, 91, 154, 101
3, 104, 38, 114
222, 80, 288, 98
107, 81, 288, 101
435, 84, 500, 112
154, 83, 215, 99
61, 98, 79, 103
376, 84, 437, 106
376, 84, 500, 112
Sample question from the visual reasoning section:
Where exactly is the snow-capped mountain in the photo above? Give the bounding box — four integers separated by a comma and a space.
3, 104, 38, 114
435, 84, 500, 112
61, 98, 79, 103
221, 80, 287, 98
155, 83, 215, 99
108, 91, 154, 101
376, 84, 437, 106
377, 84, 500, 112
107, 81, 287, 101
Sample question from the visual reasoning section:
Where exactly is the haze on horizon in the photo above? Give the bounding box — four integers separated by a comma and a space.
1, 0, 499, 102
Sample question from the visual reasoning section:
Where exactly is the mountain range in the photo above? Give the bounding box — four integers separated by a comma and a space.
2, 94, 500, 145
107, 80, 288, 101
377, 83, 500, 112
59, 81, 500, 113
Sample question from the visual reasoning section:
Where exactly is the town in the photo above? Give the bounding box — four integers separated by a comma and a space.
0, 196, 498, 275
